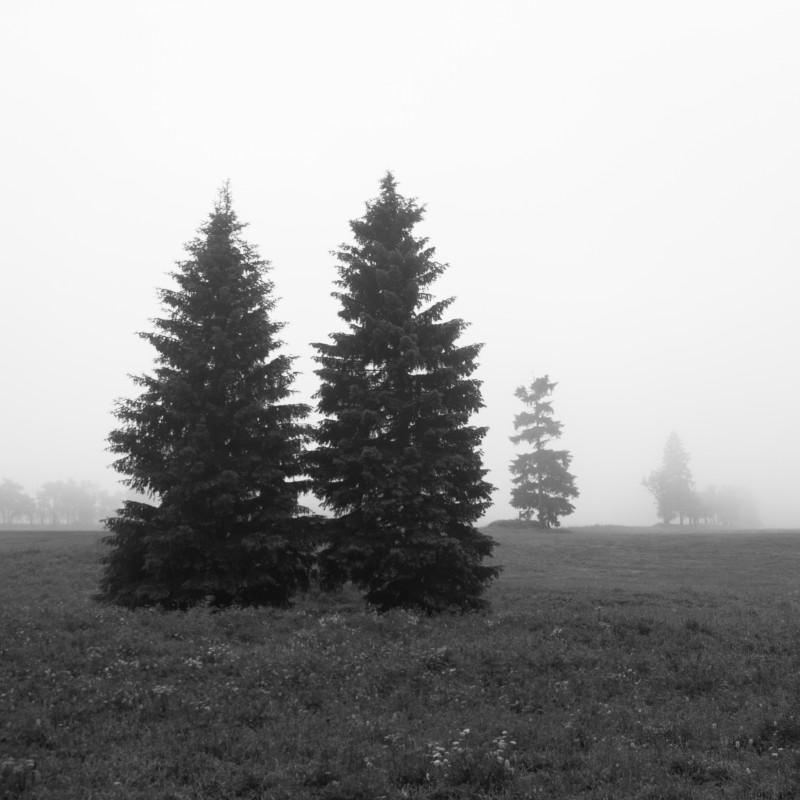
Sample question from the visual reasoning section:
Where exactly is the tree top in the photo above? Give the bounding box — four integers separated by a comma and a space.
214, 180, 233, 215
379, 171, 398, 195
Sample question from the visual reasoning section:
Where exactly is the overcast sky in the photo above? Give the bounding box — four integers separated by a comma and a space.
2, 1, 798, 526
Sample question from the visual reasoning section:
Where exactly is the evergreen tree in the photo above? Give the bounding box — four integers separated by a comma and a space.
642, 431, 695, 524
311, 173, 499, 613
99, 185, 313, 609
509, 376, 579, 527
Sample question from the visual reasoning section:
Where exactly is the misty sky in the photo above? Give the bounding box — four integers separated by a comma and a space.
2, 1, 798, 526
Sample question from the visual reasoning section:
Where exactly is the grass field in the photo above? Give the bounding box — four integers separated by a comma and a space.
3, 525, 800, 799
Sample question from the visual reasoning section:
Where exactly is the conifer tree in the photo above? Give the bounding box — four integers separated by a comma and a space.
311, 173, 499, 613
510, 376, 579, 527
99, 185, 313, 609
642, 431, 695, 524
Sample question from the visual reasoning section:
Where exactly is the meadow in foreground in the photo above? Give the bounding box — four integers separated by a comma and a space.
2, 526, 800, 799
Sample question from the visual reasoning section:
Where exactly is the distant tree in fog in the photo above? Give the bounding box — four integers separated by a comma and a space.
19, 493, 37, 524
509, 376, 579, 528
94, 488, 125, 523
700, 484, 760, 527
99, 185, 313, 610
61, 480, 97, 526
0, 479, 32, 524
642, 432, 695, 524
0, 480, 124, 527
32, 480, 105, 526
36, 481, 65, 525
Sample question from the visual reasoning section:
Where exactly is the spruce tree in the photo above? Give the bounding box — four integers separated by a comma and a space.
99, 185, 313, 609
311, 173, 499, 613
509, 376, 579, 528
642, 431, 695, 524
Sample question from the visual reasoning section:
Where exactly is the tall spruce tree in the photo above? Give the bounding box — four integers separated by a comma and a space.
311, 173, 499, 613
99, 185, 313, 609
642, 431, 695, 524
509, 376, 579, 528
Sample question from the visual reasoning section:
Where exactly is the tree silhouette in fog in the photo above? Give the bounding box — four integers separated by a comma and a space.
310, 173, 499, 613
509, 376, 578, 528
99, 186, 313, 609
642, 431, 695, 525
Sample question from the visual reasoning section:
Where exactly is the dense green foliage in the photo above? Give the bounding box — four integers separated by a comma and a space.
311, 173, 498, 612
5, 528, 800, 799
510, 376, 578, 527
99, 187, 313, 609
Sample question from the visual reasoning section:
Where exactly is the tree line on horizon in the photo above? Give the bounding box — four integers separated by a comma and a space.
97, 174, 580, 615
0, 478, 124, 527
642, 431, 759, 527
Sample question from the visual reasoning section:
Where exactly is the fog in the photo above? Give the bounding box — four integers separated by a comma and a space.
2, 2, 798, 527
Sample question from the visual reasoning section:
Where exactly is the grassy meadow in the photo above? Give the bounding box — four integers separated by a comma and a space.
3, 524, 800, 799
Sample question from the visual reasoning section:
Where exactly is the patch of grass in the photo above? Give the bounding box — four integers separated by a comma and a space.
2, 527, 800, 798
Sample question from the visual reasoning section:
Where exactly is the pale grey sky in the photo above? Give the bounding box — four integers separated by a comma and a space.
2, 1, 798, 526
